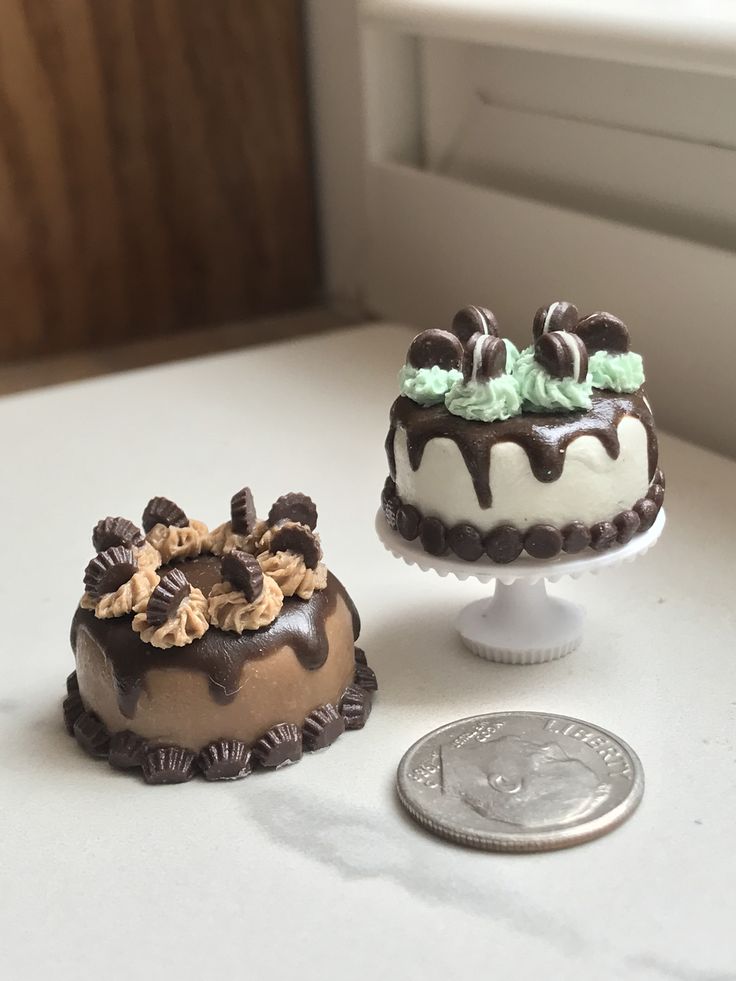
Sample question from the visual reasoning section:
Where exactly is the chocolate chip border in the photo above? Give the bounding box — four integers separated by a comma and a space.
63, 647, 376, 784
381, 470, 665, 564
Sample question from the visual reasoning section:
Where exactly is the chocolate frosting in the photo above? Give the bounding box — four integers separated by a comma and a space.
386, 390, 658, 508
70, 557, 360, 720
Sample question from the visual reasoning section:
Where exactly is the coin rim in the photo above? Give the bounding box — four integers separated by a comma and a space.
396, 711, 645, 853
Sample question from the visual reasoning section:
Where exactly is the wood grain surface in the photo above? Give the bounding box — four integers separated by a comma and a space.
0, 0, 319, 362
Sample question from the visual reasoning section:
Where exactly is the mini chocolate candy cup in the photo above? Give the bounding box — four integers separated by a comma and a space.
253, 723, 303, 768
339, 685, 373, 731
199, 739, 253, 781
145, 569, 191, 627
302, 704, 345, 751
141, 496, 188, 533
221, 550, 264, 602
407, 329, 464, 371
269, 523, 321, 570
109, 730, 148, 770
92, 516, 144, 552
83, 546, 137, 599
532, 301, 579, 340
268, 492, 318, 530
534, 331, 589, 381
141, 745, 197, 785
230, 487, 257, 535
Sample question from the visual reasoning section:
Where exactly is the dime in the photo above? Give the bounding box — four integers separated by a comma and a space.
397, 712, 644, 852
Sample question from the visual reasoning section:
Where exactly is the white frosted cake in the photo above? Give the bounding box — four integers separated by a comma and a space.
381, 303, 664, 562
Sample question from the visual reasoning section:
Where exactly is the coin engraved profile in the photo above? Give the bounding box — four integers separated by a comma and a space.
397, 712, 644, 852
440, 735, 610, 829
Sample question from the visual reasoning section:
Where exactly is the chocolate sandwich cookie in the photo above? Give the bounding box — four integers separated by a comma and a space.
575, 312, 630, 353
451, 305, 500, 345
534, 331, 589, 381
407, 329, 464, 371
532, 301, 579, 340
462, 334, 507, 383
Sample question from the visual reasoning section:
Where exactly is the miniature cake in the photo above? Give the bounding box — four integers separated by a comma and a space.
65, 489, 376, 783
382, 303, 664, 562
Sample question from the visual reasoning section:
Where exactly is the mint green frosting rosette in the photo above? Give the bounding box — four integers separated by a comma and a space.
445, 373, 522, 422
513, 347, 593, 412
589, 350, 644, 393
399, 364, 462, 406
503, 338, 520, 371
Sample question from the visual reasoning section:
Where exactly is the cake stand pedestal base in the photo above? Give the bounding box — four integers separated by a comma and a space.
456, 581, 584, 664
376, 508, 665, 665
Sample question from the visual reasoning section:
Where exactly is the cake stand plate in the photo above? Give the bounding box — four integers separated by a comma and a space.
375, 509, 666, 664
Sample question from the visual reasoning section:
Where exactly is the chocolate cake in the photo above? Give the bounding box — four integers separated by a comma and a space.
65, 489, 375, 783
382, 303, 664, 562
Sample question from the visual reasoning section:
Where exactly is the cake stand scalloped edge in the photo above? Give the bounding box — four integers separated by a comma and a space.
375, 508, 666, 664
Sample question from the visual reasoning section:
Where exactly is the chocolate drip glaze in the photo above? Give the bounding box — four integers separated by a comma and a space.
387, 390, 658, 508
70, 560, 359, 720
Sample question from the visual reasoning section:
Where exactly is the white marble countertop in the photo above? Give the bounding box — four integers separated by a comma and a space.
1, 325, 734, 980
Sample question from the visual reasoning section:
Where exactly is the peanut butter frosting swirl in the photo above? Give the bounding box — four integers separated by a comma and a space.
257, 551, 328, 600
80, 567, 160, 619
209, 519, 269, 557
132, 588, 209, 649
133, 541, 162, 571
207, 575, 284, 633
145, 519, 210, 564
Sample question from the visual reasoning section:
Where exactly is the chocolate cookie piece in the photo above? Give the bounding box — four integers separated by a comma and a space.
462, 334, 507, 383
221, 550, 264, 602
484, 524, 523, 564
66, 670, 79, 694
448, 523, 484, 561
381, 486, 400, 530
141, 496, 188, 533
534, 331, 589, 381
230, 487, 257, 535
407, 329, 464, 371
92, 516, 144, 552
396, 504, 421, 541
562, 522, 590, 554
420, 516, 447, 556
647, 484, 665, 509
109, 730, 148, 769
253, 723, 303, 767
634, 498, 658, 531
614, 509, 641, 544
73, 711, 110, 758
269, 523, 321, 570
524, 524, 563, 559
145, 569, 191, 627
590, 521, 618, 551
451, 305, 500, 345
302, 704, 345, 751
199, 739, 253, 781
141, 745, 196, 785
83, 546, 137, 598
575, 312, 630, 353
532, 301, 579, 340
63, 691, 84, 735
354, 663, 378, 692
339, 685, 373, 731
268, 492, 318, 531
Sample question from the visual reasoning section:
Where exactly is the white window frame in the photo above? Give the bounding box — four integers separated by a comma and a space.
307, 0, 736, 456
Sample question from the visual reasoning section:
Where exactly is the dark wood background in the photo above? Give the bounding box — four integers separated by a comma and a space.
0, 0, 319, 363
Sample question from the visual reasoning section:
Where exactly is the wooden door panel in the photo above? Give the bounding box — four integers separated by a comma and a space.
0, 0, 318, 362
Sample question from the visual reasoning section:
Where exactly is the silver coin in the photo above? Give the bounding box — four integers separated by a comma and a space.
397, 712, 644, 852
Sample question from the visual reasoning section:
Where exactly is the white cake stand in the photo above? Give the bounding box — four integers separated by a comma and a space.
375, 509, 665, 665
